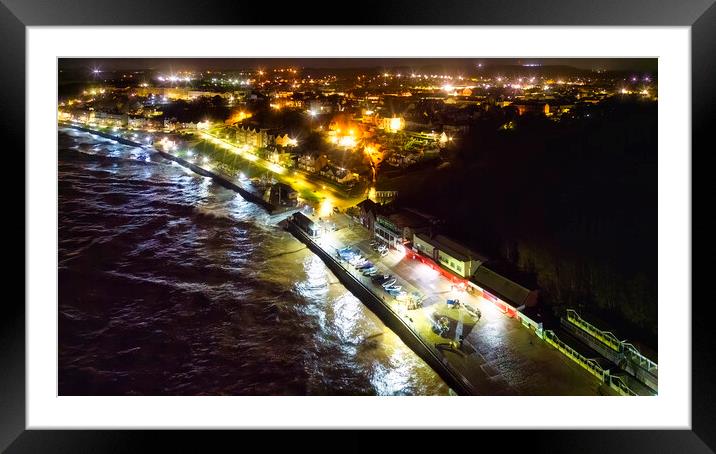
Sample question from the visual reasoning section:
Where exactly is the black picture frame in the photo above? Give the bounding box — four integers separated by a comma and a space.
4, 0, 710, 451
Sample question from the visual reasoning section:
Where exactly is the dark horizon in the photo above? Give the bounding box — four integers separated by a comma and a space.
59, 58, 657, 74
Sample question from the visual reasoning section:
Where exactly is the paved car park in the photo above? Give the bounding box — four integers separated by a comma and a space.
310, 211, 612, 395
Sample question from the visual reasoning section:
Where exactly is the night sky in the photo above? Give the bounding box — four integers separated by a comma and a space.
59, 58, 657, 73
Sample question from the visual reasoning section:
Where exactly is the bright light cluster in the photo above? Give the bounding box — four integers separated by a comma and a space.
156, 75, 192, 83
338, 136, 357, 147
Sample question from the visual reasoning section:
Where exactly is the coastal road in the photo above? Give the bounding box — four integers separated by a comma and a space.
91, 124, 366, 216
197, 130, 365, 215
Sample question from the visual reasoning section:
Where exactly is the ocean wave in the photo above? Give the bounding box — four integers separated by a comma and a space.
57, 129, 448, 396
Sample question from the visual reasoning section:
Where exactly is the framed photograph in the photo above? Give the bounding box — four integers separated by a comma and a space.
7, 0, 710, 450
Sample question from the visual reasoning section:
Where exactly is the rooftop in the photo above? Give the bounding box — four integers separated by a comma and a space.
378, 209, 431, 230
473, 265, 532, 308
415, 232, 488, 263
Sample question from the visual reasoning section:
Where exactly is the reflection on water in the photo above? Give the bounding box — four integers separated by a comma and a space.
58, 128, 448, 396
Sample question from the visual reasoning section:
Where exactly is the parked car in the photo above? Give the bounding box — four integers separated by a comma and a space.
381, 279, 397, 288
372, 274, 392, 284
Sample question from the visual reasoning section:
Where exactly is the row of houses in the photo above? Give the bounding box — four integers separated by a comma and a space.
128, 116, 163, 130
355, 199, 539, 310
163, 119, 211, 131
228, 125, 300, 150
233, 125, 274, 148
59, 109, 129, 128
60, 108, 215, 132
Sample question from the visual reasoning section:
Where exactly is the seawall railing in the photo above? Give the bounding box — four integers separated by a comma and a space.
287, 220, 475, 396
564, 309, 658, 392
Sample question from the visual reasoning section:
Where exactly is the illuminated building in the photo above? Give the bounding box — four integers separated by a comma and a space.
514, 102, 551, 116
356, 199, 379, 232
308, 100, 335, 114
439, 132, 449, 145
268, 149, 294, 167
234, 126, 273, 148
374, 189, 398, 204
379, 117, 404, 133
225, 110, 252, 125
374, 210, 431, 249
274, 134, 298, 147
297, 154, 328, 173
337, 135, 357, 148
92, 111, 128, 127
412, 233, 487, 279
